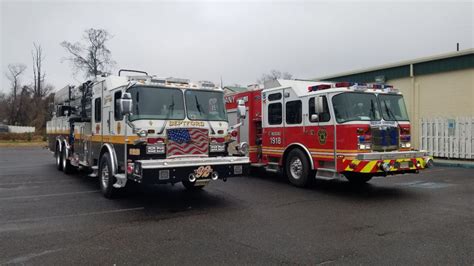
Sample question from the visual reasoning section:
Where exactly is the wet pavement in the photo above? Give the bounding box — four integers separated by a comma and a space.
0, 147, 473, 265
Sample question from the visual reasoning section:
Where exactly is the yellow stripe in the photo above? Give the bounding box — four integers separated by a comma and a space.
261, 146, 363, 153
361, 161, 377, 173
312, 155, 334, 159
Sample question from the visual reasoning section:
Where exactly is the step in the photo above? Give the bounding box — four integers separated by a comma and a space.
265, 168, 279, 173
88, 165, 99, 178
316, 169, 337, 180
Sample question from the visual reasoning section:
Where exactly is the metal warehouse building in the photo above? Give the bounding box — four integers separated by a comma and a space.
315, 49, 474, 159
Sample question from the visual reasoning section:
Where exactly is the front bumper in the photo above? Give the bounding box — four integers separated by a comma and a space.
132, 156, 250, 184
342, 150, 431, 174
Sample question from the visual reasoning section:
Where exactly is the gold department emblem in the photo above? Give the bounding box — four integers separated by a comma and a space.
318, 128, 327, 145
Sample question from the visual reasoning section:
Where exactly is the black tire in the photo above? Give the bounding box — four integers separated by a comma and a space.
62, 148, 74, 174
345, 173, 372, 185
182, 179, 205, 191
99, 153, 119, 198
285, 148, 312, 187
55, 145, 63, 171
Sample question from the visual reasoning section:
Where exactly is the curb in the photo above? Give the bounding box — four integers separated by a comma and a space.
434, 161, 474, 169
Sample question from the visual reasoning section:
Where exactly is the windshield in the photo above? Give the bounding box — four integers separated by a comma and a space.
379, 94, 409, 121
185, 90, 227, 121
128, 86, 185, 121
332, 92, 381, 123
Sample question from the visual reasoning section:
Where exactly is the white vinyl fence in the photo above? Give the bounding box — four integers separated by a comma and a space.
7, 126, 36, 133
420, 117, 473, 159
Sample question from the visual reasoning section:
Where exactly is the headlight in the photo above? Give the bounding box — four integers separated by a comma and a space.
237, 142, 249, 155
137, 129, 148, 137
400, 142, 411, 148
358, 143, 371, 150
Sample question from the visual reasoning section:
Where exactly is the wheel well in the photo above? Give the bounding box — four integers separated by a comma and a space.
99, 146, 109, 160
98, 144, 118, 175
282, 144, 314, 170
55, 139, 62, 155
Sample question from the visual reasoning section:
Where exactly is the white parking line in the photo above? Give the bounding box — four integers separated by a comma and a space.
0, 190, 100, 200
2, 207, 145, 224
0, 179, 74, 186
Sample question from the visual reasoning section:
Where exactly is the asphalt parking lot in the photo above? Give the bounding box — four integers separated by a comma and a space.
0, 147, 473, 265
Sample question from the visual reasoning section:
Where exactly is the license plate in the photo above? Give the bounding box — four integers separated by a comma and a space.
147, 145, 164, 154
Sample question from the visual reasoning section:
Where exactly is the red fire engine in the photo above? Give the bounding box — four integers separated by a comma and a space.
225, 80, 432, 186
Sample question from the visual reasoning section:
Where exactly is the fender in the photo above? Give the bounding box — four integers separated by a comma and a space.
100, 143, 118, 176
282, 143, 315, 170
55, 138, 62, 154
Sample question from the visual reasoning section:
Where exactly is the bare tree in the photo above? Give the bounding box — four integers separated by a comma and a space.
60, 28, 116, 78
31, 43, 48, 97
257, 70, 293, 84
6, 64, 27, 100
5, 64, 27, 124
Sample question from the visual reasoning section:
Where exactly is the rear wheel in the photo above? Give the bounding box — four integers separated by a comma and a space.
285, 149, 312, 187
345, 173, 372, 184
55, 146, 63, 171
99, 153, 119, 198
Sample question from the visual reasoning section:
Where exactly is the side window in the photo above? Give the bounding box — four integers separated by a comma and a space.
309, 96, 330, 122
114, 91, 123, 120
286, 100, 302, 124
268, 103, 282, 125
94, 98, 101, 122
268, 93, 282, 101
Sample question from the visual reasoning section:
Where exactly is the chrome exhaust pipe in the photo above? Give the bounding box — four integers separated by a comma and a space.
188, 173, 196, 183
211, 171, 219, 181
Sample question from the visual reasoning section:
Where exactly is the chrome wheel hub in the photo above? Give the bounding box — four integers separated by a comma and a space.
290, 158, 303, 179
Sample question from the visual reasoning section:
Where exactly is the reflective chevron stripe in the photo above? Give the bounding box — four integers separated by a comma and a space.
343, 158, 426, 173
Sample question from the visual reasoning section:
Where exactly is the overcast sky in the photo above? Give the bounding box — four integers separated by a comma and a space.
1, 0, 473, 93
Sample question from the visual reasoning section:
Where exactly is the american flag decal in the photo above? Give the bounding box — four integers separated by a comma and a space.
167, 128, 209, 157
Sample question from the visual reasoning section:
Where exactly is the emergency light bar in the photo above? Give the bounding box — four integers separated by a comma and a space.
307, 84, 331, 92
166, 77, 190, 84
308, 82, 397, 92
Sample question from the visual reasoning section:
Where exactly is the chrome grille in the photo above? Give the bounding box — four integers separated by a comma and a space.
372, 126, 399, 151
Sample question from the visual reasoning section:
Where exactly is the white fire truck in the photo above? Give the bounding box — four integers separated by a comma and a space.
47, 70, 249, 198
225, 79, 432, 187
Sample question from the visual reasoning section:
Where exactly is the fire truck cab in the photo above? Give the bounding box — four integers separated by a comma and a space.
226, 79, 432, 186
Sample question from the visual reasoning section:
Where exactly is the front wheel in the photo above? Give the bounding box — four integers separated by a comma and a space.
99, 153, 119, 198
62, 149, 74, 174
285, 149, 312, 187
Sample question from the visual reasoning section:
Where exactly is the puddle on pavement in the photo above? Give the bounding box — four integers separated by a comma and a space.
397, 180, 454, 189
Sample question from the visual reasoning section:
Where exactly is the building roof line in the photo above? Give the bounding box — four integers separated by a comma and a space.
314, 48, 473, 81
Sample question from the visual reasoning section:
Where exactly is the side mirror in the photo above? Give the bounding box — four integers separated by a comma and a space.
237, 99, 246, 120
120, 92, 133, 115
310, 114, 319, 122
315, 96, 324, 114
